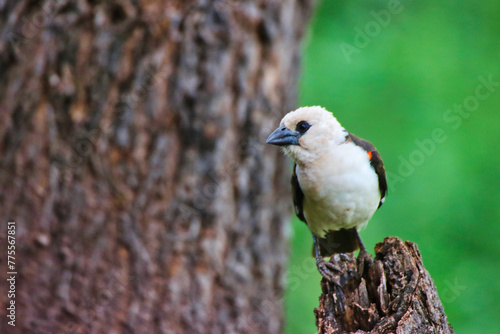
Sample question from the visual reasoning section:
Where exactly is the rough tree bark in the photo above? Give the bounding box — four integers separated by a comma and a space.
315, 237, 454, 334
0, 1, 315, 333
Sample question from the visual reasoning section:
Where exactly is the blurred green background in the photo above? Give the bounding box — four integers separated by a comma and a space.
285, 1, 500, 333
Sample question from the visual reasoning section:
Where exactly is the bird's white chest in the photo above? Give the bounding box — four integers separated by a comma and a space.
296, 144, 380, 237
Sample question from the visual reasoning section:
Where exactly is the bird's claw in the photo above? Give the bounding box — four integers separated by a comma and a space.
317, 259, 342, 286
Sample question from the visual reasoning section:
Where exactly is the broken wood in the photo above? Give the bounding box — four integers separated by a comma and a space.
315, 237, 454, 334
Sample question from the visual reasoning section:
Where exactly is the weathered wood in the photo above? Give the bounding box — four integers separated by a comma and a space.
0, 1, 315, 333
315, 237, 454, 334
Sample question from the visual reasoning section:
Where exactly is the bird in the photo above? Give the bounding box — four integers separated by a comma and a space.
266, 106, 387, 282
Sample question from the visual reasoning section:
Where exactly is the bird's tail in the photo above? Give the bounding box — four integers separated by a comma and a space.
313, 228, 360, 257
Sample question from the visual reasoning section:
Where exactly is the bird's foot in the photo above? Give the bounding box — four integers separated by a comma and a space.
317, 258, 342, 286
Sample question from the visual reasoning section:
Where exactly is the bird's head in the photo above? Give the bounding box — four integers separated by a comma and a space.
266, 106, 347, 164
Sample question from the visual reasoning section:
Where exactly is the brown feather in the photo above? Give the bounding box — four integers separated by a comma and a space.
291, 163, 306, 222
313, 228, 360, 257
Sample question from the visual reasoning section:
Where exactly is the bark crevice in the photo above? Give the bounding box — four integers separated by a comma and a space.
0, 1, 315, 333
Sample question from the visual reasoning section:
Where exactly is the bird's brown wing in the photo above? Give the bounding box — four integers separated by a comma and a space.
348, 133, 388, 208
291, 163, 306, 223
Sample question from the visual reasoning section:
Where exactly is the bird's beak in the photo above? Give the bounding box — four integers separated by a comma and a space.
266, 125, 300, 146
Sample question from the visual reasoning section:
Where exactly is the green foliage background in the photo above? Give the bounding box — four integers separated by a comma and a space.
285, 1, 500, 333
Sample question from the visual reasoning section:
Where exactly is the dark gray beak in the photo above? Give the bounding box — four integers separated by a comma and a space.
266, 125, 300, 146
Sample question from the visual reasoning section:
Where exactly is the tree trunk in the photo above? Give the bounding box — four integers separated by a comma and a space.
315, 237, 454, 334
0, 1, 315, 333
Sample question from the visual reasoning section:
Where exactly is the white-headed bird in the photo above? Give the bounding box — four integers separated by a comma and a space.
266, 106, 387, 282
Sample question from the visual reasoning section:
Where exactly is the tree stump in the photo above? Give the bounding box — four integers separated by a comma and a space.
315, 237, 454, 334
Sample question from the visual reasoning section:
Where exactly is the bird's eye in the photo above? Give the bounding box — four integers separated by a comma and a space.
296, 121, 311, 133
